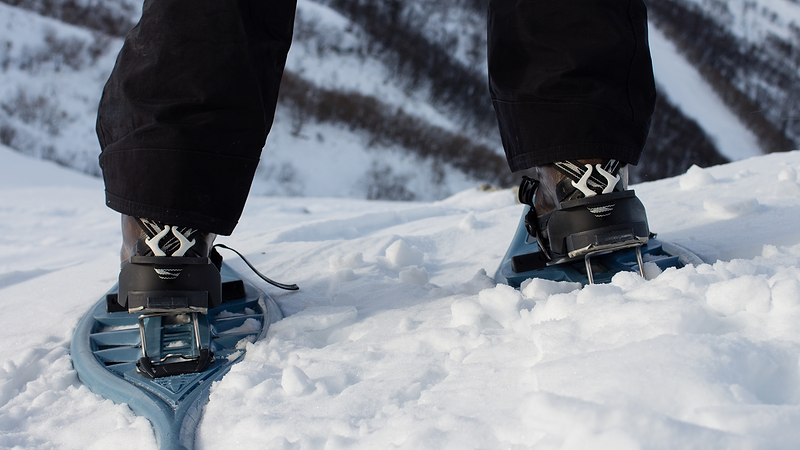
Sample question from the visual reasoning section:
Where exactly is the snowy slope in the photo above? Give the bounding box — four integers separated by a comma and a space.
649, 25, 761, 162
648, 0, 800, 153
4, 0, 764, 197
0, 0, 501, 201
289, 0, 466, 133
680, 0, 800, 44
4, 144, 800, 448
0, 1, 121, 175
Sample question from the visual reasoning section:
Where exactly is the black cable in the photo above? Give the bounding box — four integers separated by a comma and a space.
213, 244, 299, 291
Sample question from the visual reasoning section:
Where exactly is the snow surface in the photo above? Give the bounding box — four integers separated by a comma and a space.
5, 143, 800, 448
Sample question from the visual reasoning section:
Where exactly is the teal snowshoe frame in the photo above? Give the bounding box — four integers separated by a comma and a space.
495, 205, 703, 286
71, 262, 283, 450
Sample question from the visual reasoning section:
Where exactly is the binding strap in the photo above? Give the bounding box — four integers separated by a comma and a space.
518, 176, 542, 240
137, 218, 200, 257
518, 176, 539, 206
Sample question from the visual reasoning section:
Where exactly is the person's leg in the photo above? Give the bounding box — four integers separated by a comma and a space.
488, 0, 655, 171
488, 0, 656, 263
96, 1, 297, 376
97, 0, 297, 236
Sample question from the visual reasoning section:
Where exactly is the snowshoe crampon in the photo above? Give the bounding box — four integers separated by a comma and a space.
495, 205, 703, 286
71, 262, 283, 450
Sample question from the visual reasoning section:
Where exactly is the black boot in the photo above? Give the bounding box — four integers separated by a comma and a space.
518, 159, 650, 265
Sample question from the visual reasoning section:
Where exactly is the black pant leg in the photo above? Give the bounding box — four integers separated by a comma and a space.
97, 0, 296, 235
488, 0, 656, 172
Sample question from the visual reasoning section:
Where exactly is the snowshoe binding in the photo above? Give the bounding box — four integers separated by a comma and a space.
73, 216, 298, 449
73, 252, 291, 450
114, 217, 222, 378
495, 159, 697, 286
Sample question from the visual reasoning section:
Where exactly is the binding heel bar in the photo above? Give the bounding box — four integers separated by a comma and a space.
117, 256, 222, 311
546, 190, 650, 258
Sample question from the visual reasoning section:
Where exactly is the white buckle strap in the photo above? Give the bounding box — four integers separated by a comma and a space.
140, 218, 197, 257
555, 159, 621, 197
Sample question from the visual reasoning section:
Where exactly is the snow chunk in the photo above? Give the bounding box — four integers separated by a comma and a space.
235, 336, 255, 349
478, 284, 522, 327
762, 245, 780, 258
450, 298, 484, 327
770, 277, 800, 314
333, 268, 356, 282
221, 318, 262, 335
225, 350, 243, 362
214, 310, 240, 319
281, 365, 312, 396
774, 179, 800, 197
528, 292, 579, 324
458, 212, 479, 231
679, 165, 716, 190
706, 276, 772, 316
642, 261, 664, 280
329, 252, 364, 270
778, 167, 797, 182
520, 278, 581, 301
385, 239, 424, 268
399, 266, 428, 285
456, 269, 496, 295
703, 197, 759, 218
165, 340, 189, 349
397, 317, 417, 332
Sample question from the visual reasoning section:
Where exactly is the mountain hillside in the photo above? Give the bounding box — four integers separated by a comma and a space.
0, 0, 794, 195
647, 0, 800, 154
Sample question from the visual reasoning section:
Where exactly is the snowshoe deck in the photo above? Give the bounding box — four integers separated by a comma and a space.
495, 205, 704, 287
71, 262, 283, 450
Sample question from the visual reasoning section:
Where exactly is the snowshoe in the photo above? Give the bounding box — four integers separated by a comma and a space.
73, 236, 297, 449
496, 160, 702, 285
494, 204, 703, 286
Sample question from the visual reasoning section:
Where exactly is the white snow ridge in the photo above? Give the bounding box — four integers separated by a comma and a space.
6, 146, 800, 448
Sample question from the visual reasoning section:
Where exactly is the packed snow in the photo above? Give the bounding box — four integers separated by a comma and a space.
3, 142, 800, 448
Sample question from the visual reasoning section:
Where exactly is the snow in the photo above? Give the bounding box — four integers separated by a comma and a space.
5, 141, 800, 448
0, 144, 99, 189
